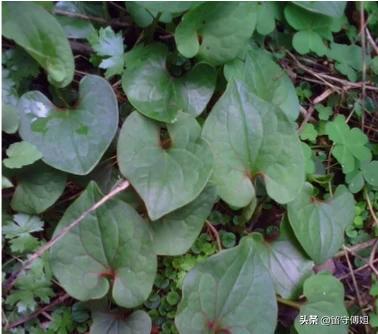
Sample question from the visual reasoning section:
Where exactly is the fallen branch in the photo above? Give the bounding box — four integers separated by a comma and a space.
369, 240, 378, 277
3, 180, 130, 293
287, 51, 378, 92
359, 2, 367, 128
364, 188, 378, 228
339, 258, 378, 280
343, 246, 369, 334
298, 88, 334, 133
334, 239, 376, 258
366, 28, 378, 55
53, 9, 131, 28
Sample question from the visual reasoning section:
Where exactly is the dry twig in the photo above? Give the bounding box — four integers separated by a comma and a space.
366, 28, 378, 55
6, 294, 70, 329
364, 188, 378, 228
3, 180, 130, 293
53, 9, 130, 28
343, 246, 369, 334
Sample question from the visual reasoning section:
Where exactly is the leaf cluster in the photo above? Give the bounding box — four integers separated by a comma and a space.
2, 2, 378, 334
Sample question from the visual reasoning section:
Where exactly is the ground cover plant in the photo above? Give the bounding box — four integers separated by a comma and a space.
2, 1, 378, 333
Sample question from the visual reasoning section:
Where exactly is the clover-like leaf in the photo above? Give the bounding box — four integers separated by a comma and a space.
50, 182, 157, 308
325, 115, 372, 174
328, 43, 362, 82
224, 46, 300, 120
202, 81, 305, 208
18, 75, 118, 175
300, 124, 318, 143
91, 310, 151, 334
175, 236, 277, 334
2, 2, 74, 87
175, 2, 257, 65
345, 170, 365, 193
3, 141, 42, 169
288, 183, 355, 264
293, 30, 328, 56
122, 43, 216, 122
252, 232, 314, 299
151, 185, 217, 256
315, 104, 332, 121
295, 273, 348, 334
256, 2, 280, 35
293, 1, 346, 17
117, 111, 213, 220
285, 5, 343, 56
11, 163, 66, 214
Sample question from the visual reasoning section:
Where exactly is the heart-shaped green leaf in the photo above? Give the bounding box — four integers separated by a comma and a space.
175, 236, 277, 334
91, 310, 151, 334
202, 81, 305, 208
288, 183, 355, 264
252, 232, 314, 299
11, 163, 66, 214
295, 273, 348, 334
122, 43, 216, 122
2, 2, 74, 87
117, 111, 213, 220
293, 1, 346, 17
224, 46, 300, 120
151, 185, 217, 256
18, 75, 118, 175
50, 182, 157, 308
175, 2, 257, 65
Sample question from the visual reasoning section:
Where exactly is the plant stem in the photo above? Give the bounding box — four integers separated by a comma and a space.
3, 179, 130, 294
359, 2, 367, 129
276, 296, 302, 310
364, 188, 378, 227
206, 220, 222, 252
